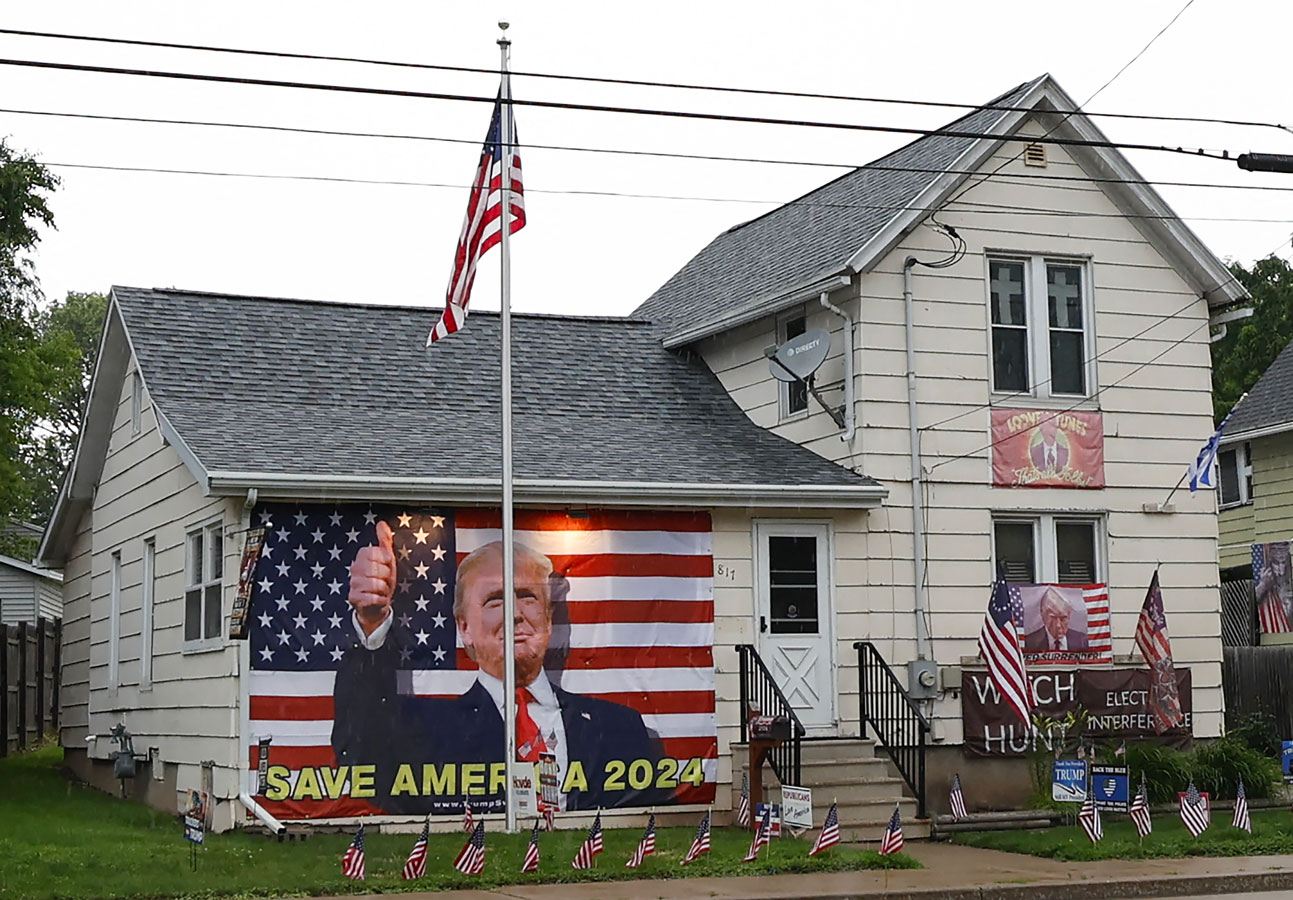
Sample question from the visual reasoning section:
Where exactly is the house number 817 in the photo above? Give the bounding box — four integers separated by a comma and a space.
715, 563, 737, 581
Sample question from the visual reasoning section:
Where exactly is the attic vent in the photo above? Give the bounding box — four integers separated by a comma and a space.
1023, 143, 1047, 167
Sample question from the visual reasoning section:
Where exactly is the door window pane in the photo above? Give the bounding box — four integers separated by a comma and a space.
768, 535, 818, 634
993, 522, 1035, 583
1056, 521, 1096, 583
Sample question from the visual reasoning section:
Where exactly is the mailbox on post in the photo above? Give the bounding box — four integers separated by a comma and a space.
746, 708, 791, 826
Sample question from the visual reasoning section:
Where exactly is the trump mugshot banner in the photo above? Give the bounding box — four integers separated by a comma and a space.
245, 503, 717, 820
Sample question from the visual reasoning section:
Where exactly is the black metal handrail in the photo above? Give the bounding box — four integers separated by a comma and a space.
735, 644, 806, 786
854, 641, 930, 818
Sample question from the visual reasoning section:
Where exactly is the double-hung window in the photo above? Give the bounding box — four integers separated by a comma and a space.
1219, 442, 1253, 507
184, 520, 224, 649
989, 256, 1092, 397
993, 515, 1102, 584
778, 311, 809, 417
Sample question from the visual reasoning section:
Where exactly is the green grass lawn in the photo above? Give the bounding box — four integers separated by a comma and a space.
954, 807, 1293, 860
0, 745, 917, 900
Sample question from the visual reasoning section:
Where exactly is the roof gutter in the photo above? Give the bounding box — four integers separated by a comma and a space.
1219, 420, 1293, 446
661, 274, 852, 349
204, 471, 887, 509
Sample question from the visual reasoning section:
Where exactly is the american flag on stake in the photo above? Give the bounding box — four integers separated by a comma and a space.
1134, 571, 1185, 734
463, 800, 475, 835
427, 91, 526, 345
245, 505, 718, 818
878, 805, 904, 856
737, 770, 751, 827
1130, 776, 1153, 838
1078, 793, 1103, 844
571, 811, 604, 870
341, 823, 365, 880
401, 817, 429, 880
1233, 779, 1252, 833
743, 805, 772, 862
681, 811, 712, 865
949, 774, 968, 820
808, 802, 840, 857
979, 578, 1034, 727
454, 821, 487, 875
521, 819, 541, 874
625, 813, 656, 868
1180, 781, 1210, 837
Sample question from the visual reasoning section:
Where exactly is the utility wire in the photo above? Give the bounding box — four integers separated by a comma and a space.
0, 56, 1239, 161
5, 105, 1291, 193
0, 26, 1283, 132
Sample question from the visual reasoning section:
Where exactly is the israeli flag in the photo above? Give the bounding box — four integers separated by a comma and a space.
1187, 411, 1232, 492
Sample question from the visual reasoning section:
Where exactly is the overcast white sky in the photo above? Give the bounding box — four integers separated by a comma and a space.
3, 0, 1292, 317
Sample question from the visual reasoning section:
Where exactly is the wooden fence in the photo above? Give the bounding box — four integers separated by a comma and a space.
1, 617, 60, 755
1223, 644, 1293, 735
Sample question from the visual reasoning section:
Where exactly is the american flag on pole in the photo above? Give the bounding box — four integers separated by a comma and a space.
571, 812, 604, 869
463, 800, 475, 834
878, 805, 904, 856
743, 805, 772, 862
1252, 543, 1292, 634
401, 817, 429, 880
737, 771, 751, 827
1130, 777, 1152, 838
246, 505, 717, 818
949, 773, 968, 820
1134, 571, 1184, 734
1232, 779, 1252, 833
428, 91, 526, 345
681, 811, 711, 865
341, 823, 365, 880
453, 821, 487, 875
625, 813, 656, 868
521, 820, 541, 873
808, 802, 840, 857
979, 579, 1034, 727
1078, 793, 1103, 843
1179, 782, 1210, 837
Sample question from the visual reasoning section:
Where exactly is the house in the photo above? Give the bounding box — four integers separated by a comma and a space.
0, 553, 61, 624
38, 73, 1242, 833
1217, 336, 1293, 644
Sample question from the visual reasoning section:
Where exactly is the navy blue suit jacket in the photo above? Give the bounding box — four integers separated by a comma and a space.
331, 629, 668, 814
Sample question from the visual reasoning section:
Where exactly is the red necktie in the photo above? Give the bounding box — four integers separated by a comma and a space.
516, 688, 548, 762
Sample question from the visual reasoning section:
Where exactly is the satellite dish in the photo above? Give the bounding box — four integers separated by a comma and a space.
767, 329, 831, 383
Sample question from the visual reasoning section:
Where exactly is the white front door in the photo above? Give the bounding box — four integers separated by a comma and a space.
754, 522, 836, 733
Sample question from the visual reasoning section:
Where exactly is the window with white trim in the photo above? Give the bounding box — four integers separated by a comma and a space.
778, 311, 809, 417
1219, 442, 1253, 507
140, 539, 156, 689
988, 256, 1093, 397
992, 515, 1103, 584
109, 551, 122, 693
184, 521, 224, 647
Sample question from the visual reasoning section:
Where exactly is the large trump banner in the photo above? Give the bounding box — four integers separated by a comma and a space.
245, 503, 716, 820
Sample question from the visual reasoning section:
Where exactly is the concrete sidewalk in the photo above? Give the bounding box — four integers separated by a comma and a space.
320, 843, 1293, 900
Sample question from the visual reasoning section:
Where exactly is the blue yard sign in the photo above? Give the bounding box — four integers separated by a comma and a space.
1282, 741, 1293, 784
1091, 765, 1129, 812
1052, 760, 1087, 802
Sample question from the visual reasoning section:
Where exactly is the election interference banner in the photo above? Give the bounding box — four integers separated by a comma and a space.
246, 503, 717, 820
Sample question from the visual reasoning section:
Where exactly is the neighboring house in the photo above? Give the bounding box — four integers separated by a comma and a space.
0, 554, 62, 624
38, 73, 1243, 831
1217, 336, 1293, 643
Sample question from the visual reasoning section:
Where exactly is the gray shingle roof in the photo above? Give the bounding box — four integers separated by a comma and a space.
114, 287, 876, 488
631, 79, 1039, 334
1225, 336, 1293, 436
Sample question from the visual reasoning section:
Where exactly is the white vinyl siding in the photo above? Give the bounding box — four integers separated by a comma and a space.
140, 539, 155, 690
109, 551, 121, 694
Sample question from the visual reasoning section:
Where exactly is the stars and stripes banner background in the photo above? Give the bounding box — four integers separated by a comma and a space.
1016, 584, 1112, 666
246, 503, 716, 820
1252, 542, 1293, 634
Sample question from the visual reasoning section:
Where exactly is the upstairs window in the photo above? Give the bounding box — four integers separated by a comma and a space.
779, 312, 809, 417
184, 521, 224, 649
1219, 443, 1253, 507
993, 515, 1102, 584
989, 256, 1092, 398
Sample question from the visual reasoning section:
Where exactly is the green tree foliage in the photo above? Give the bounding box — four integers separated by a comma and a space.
1212, 255, 1293, 422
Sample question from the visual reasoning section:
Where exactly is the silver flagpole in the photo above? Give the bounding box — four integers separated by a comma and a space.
498, 23, 518, 835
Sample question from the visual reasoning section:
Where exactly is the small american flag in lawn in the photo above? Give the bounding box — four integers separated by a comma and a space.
1180, 781, 1210, 837
1130, 777, 1152, 838
681, 811, 711, 865
401, 817, 429, 880
341, 823, 365, 880
454, 821, 487, 875
521, 820, 541, 874
979, 579, 1033, 727
571, 812, 604, 870
543, 805, 555, 832
463, 800, 475, 834
949, 773, 968, 820
878, 805, 904, 856
1233, 779, 1252, 833
808, 802, 840, 857
428, 91, 526, 345
1078, 794, 1103, 843
626, 813, 657, 868
742, 805, 771, 863
737, 771, 751, 827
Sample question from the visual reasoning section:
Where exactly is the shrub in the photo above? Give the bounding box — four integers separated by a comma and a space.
1124, 743, 1192, 804
1190, 737, 1282, 800
1227, 711, 1281, 758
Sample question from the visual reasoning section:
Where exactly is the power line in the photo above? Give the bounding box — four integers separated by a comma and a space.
0, 56, 1240, 161
6, 104, 1293, 193
41, 160, 1293, 225
0, 26, 1284, 133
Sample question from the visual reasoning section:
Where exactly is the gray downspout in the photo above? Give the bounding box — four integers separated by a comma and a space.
819, 291, 856, 442
903, 259, 932, 661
